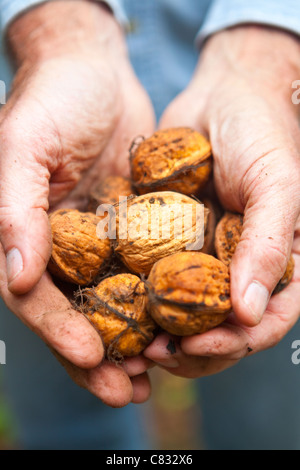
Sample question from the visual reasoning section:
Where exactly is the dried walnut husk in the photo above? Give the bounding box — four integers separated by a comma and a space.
130, 127, 212, 196
87, 175, 135, 213
112, 191, 209, 276
80, 273, 156, 360
48, 209, 112, 286
215, 211, 295, 295
147, 252, 232, 336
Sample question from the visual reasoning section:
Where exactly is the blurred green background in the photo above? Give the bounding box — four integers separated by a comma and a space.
0, 372, 17, 449
149, 368, 204, 450
0, 367, 204, 450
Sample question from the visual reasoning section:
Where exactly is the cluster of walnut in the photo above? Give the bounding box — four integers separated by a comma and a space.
47, 127, 295, 361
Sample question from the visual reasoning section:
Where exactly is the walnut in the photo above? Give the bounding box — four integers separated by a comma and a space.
201, 198, 217, 255
48, 209, 112, 286
215, 211, 295, 295
214, 211, 244, 266
112, 191, 209, 276
80, 273, 156, 360
146, 252, 231, 336
87, 175, 135, 213
130, 127, 212, 196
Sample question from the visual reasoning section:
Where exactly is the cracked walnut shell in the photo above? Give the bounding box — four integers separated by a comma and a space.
48, 209, 112, 286
130, 127, 212, 196
147, 252, 232, 336
81, 273, 156, 359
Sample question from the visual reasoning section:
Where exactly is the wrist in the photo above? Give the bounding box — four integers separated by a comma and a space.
7, 0, 127, 66
191, 25, 300, 109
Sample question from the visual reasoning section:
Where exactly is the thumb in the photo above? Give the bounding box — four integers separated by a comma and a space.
230, 150, 300, 327
158, 88, 207, 134
0, 122, 53, 295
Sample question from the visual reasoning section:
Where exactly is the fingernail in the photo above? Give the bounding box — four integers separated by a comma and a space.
243, 281, 270, 324
6, 248, 23, 283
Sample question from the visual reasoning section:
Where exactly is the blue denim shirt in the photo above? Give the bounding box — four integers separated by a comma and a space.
1, 0, 300, 118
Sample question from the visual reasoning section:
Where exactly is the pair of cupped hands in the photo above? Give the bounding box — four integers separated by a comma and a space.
0, 2, 299, 407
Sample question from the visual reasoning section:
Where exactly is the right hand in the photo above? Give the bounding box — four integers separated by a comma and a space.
0, 1, 156, 406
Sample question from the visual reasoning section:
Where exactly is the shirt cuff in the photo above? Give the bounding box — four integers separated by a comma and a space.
196, 0, 300, 47
0, 0, 129, 37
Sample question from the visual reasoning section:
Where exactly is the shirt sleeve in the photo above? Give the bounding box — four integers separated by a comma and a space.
0, 0, 128, 35
197, 0, 300, 47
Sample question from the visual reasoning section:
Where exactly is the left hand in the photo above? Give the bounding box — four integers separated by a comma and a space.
144, 25, 300, 377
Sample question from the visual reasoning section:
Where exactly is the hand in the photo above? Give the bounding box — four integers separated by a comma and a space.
144, 25, 300, 377
0, 1, 155, 405
1, 1, 155, 294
